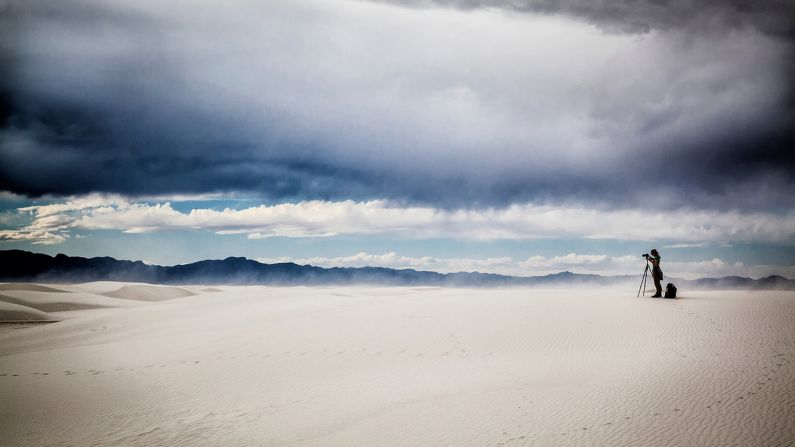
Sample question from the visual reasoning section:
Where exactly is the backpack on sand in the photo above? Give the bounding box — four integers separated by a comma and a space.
664, 283, 677, 299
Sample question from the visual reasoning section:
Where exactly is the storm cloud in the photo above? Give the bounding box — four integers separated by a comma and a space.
377, 0, 795, 36
1, 0, 793, 210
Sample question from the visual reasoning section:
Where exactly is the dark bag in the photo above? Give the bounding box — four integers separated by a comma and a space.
664, 283, 677, 299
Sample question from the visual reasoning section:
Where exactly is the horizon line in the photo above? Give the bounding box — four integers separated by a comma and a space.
2, 249, 791, 282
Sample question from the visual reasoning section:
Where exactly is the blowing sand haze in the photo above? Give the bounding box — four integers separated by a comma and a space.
1, 283, 793, 446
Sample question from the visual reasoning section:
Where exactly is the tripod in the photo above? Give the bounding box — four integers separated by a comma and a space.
637, 260, 651, 297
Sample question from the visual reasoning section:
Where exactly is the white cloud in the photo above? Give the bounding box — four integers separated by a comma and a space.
4, 195, 795, 245
4, 194, 791, 278
664, 242, 709, 249
0, 191, 27, 201
663, 259, 795, 280
0, 229, 68, 245
520, 253, 609, 269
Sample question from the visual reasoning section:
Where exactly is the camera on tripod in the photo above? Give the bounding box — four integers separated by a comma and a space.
642, 253, 650, 259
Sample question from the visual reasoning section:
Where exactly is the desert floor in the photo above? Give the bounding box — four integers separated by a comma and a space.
1, 283, 794, 446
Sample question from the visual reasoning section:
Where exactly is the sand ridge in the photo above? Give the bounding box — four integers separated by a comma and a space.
0, 282, 199, 322
102, 284, 196, 301
0, 284, 793, 446
0, 283, 69, 293
0, 301, 57, 322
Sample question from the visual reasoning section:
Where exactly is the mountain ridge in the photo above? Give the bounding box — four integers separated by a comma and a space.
1, 250, 792, 290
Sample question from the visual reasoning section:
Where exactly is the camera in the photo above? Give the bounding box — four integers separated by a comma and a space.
642, 253, 650, 259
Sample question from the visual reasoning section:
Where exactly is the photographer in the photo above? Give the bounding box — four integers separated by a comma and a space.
645, 249, 663, 297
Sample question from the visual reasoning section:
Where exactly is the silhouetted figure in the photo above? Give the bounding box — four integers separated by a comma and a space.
649, 249, 663, 297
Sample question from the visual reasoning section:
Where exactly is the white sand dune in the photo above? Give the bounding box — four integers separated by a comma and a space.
0, 301, 57, 322
54, 281, 181, 295
102, 284, 196, 301
0, 284, 793, 446
0, 291, 145, 313
0, 283, 69, 293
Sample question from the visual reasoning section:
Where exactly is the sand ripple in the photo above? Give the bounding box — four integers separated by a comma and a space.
0, 286, 792, 446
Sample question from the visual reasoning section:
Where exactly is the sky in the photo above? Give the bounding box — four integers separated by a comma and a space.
1, 0, 794, 279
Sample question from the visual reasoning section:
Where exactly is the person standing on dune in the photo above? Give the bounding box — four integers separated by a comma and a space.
649, 249, 663, 297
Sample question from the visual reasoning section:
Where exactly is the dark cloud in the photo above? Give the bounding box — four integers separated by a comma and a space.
1, 0, 793, 210
376, 0, 795, 37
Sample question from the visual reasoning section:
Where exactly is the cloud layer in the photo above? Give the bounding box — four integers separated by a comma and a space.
378, 0, 795, 36
1, 0, 793, 210
3, 194, 794, 245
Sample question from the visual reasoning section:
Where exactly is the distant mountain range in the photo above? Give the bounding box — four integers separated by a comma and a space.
1, 250, 793, 290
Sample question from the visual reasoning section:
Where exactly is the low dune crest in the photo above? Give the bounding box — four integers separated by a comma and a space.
0, 283, 68, 293
0, 301, 58, 322
0, 283, 198, 323
102, 284, 196, 302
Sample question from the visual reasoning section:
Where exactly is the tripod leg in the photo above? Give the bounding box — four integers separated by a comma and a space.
637, 265, 648, 297
637, 271, 642, 297
637, 263, 650, 297
643, 269, 648, 296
